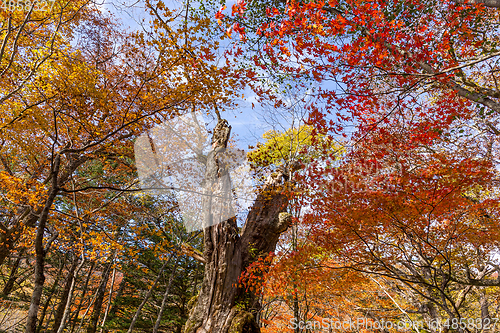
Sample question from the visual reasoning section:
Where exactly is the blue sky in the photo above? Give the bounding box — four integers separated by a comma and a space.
97, 0, 298, 151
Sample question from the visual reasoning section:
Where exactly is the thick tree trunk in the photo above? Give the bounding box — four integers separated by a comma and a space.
184, 118, 292, 333
25, 155, 61, 333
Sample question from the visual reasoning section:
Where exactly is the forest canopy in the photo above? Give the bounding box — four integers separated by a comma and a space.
0, 0, 499, 332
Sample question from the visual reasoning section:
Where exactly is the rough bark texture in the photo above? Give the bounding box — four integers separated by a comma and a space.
183, 119, 292, 333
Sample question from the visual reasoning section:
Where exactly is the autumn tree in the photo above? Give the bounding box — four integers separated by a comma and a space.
0, 1, 244, 332
207, 0, 500, 331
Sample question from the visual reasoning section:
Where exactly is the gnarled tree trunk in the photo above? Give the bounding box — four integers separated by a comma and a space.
184, 118, 292, 333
